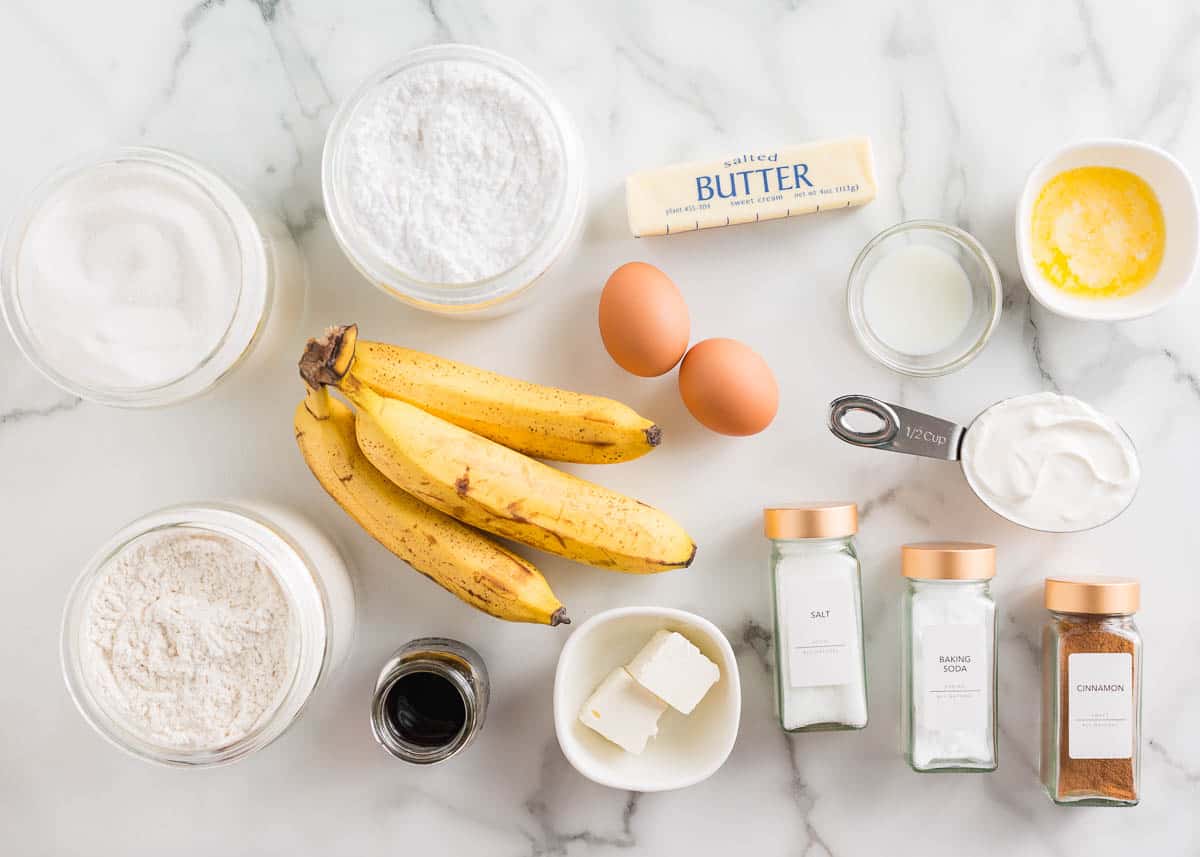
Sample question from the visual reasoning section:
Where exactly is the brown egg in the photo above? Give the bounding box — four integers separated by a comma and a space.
679, 338, 779, 436
598, 262, 690, 377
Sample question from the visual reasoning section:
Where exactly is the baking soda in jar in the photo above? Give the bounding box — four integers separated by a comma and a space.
900, 542, 998, 773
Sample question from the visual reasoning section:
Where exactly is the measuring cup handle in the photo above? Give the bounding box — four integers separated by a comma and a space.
828, 395, 965, 461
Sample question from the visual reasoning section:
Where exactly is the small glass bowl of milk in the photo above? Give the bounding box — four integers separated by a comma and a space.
1, 147, 306, 407
847, 220, 1002, 376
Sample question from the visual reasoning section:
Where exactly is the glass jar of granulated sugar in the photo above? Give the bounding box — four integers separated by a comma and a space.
322, 44, 586, 316
1, 147, 306, 407
764, 504, 868, 732
61, 502, 356, 767
900, 542, 998, 773
1040, 576, 1142, 806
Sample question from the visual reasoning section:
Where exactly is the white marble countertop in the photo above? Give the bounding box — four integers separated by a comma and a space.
4, 2, 1199, 854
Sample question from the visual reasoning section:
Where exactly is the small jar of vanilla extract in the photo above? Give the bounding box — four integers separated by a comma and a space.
371, 638, 490, 765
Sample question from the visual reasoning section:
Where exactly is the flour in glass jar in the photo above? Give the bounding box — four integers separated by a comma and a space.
338, 59, 567, 284
81, 528, 296, 750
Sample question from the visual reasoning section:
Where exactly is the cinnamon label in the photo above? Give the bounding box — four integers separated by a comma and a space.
1068, 653, 1133, 759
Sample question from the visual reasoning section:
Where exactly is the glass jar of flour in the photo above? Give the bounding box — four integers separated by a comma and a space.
901, 542, 997, 772
764, 504, 868, 732
61, 501, 356, 767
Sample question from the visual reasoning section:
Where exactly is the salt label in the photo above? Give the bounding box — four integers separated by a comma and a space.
919, 623, 987, 730
1068, 652, 1133, 759
783, 576, 856, 687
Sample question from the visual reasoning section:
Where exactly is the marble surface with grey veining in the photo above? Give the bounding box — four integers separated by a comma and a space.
3, 1, 1199, 854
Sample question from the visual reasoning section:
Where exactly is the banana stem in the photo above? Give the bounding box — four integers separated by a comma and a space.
303, 385, 333, 420
298, 323, 359, 389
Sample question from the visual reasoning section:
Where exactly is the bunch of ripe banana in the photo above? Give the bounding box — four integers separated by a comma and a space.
294, 324, 695, 627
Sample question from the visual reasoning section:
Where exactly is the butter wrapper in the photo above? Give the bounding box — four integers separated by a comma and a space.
625, 137, 877, 237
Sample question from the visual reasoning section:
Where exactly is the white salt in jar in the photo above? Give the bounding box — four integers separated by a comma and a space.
61, 502, 355, 767
900, 542, 997, 772
764, 504, 869, 732
1, 147, 306, 407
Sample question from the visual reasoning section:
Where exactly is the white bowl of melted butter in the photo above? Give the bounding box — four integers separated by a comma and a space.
1016, 138, 1199, 321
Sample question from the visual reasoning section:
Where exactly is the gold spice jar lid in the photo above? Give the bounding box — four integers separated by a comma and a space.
1044, 575, 1140, 615
763, 503, 858, 539
901, 542, 996, 580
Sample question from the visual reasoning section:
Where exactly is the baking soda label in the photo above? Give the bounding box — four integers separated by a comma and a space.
920, 623, 987, 730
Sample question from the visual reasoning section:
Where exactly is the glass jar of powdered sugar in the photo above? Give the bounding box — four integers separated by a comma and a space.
900, 542, 997, 773
1, 147, 306, 407
764, 504, 868, 732
61, 502, 356, 767
322, 44, 586, 316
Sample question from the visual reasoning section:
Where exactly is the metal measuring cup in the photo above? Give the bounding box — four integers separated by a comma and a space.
826, 394, 1140, 533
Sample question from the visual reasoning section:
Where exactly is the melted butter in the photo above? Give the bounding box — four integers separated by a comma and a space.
1030, 166, 1165, 298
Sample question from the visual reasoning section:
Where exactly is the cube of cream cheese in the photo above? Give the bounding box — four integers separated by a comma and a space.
578, 667, 667, 754
627, 630, 720, 714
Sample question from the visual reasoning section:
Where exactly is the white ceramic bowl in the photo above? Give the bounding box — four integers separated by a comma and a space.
1015, 138, 1199, 321
553, 606, 740, 792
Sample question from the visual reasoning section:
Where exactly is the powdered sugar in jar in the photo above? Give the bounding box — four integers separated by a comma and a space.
322, 44, 586, 316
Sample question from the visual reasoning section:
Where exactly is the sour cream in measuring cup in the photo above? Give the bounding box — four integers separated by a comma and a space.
961, 392, 1139, 532
828, 392, 1140, 533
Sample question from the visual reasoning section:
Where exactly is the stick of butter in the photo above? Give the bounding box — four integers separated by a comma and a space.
625, 137, 877, 237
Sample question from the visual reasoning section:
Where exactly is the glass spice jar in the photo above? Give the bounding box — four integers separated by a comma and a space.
764, 503, 868, 732
371, 637, 490, 765
1040, 576, 1142, 806
900, 542, 998, 772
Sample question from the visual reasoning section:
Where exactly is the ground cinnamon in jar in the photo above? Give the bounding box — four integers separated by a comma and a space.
1041, 576, 1141, 807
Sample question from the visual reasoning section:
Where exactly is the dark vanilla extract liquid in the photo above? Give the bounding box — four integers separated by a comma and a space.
385, 671, 467, 748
